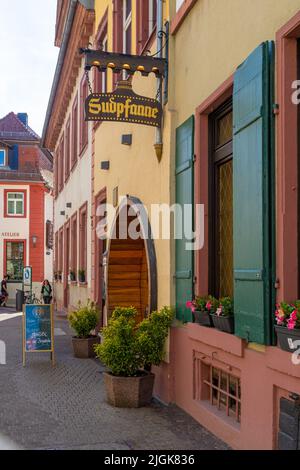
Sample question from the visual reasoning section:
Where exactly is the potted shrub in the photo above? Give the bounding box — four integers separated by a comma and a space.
186, 296, 217, 327
210, 297, 234, 334
95, 306, 174, 408
78, 269, 86, 283
68, 300, 100, 358
69, 270, 76, 282
275, 301, 300, 352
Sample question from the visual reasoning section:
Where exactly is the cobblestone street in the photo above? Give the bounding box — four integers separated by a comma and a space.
0, 310, 228, 450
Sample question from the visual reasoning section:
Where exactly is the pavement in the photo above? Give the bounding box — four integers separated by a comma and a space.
0, 307, 229, 450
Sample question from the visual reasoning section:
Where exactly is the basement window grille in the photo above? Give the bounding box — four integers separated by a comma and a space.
203, 365, 241, 423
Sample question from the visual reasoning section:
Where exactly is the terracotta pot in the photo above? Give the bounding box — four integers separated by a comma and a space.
275, 325, 300, 353
103, 371, 155, 408
72, 336, 100, 358
210, 314, 234, 334
193, 309, 214, 327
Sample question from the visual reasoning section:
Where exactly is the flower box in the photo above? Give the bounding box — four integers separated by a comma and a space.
193, 309, 214, 327
210, 314, 234, 334
275, 325, 300, 353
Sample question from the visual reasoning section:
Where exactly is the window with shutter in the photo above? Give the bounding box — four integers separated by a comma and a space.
233, 42, 275, 345
175, 116, 194, 322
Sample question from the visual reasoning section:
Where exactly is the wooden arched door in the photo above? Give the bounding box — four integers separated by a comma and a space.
106, 197, 157, 323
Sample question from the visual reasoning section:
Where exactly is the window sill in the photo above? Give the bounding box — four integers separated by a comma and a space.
78, 282, 88, 287
171, 0, 198, 35
69, 281, 78, 285
187, 322, 244, 358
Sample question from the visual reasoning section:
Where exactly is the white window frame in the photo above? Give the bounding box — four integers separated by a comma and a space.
0, 149, 7, 167
7, 192, 25, 217
123, 0, 132, 54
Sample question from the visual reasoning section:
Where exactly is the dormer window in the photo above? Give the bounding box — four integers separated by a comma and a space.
0, 148, 6, 166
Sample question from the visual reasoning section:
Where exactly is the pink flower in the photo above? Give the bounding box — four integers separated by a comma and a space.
206, 302, 212, 311
216, 307, 223, 317
290, 310, 297, 321
287, 319, 296, 330
186, 301, 196, 313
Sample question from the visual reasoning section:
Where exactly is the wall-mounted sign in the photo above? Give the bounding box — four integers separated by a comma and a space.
1, 232, 20, 238
85, 81, 162, 128
23, 266, 32, 290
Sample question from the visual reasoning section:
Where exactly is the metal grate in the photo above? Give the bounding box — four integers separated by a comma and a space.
218, 160, 233, 297
203, 365, 241, 423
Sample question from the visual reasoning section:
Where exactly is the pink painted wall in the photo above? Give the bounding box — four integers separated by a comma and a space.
154, 324, 300, 450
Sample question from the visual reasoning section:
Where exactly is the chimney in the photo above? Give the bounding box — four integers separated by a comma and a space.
17, 113, 28, 127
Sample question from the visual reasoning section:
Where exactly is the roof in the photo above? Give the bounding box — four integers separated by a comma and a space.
0, 112, 40, 142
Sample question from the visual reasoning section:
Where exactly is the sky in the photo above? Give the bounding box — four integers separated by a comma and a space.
0, 0, 59, 136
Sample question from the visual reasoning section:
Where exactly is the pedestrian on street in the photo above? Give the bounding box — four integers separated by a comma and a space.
41, 280, 52, 305
0, 275, 9, 307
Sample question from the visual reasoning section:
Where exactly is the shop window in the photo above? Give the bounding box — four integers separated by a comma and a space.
71, 96, 78, 169
5, 191, 26, 217
0, 149, 6, 166
210, 102, 233, 298
5, 241, 25, 281
80, 76, 88, 155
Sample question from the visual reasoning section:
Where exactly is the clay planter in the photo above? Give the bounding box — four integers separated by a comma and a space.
275, 326, 300, 353
210, 314, 234, 334
72, 336, 100, 358
104, 371, 155, 408
193, 309, 214, 327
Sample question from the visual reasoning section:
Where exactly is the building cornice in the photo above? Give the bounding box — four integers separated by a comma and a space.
43, 2, 95, 151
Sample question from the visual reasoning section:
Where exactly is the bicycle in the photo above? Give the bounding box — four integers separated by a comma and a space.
24, 291, 42, 305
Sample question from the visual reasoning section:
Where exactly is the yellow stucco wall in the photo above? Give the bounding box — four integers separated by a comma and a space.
171, 0, 300, 126
93, 1, 173, 310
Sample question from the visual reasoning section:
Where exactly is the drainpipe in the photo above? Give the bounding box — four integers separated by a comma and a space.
154, 0, 164, 162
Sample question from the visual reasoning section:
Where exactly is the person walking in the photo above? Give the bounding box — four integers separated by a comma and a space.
0, 275, 9, 307
41, 280, 52, 304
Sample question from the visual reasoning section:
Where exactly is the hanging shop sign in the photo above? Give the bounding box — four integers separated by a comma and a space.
85, 81, 163, 128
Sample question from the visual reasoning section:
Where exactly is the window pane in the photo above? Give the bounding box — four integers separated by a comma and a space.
125, 0, 131, 18
125, 23, 132, 54
217, 111, 233, 146
0, 150, 5, 165
16, 201, 23, 215
218, 160, 233, 297
7, 201, 14, 214
6, 242, 24, 280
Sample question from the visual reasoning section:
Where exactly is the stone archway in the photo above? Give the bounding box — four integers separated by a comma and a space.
106, 197, 157, 323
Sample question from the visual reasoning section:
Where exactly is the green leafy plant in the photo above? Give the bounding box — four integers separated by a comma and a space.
68, 300, 99, 338
215, 297, 234, 317
94, 306, 174, 377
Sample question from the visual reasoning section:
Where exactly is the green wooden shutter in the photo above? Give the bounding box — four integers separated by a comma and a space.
175, 116, 194, 322
233, 42, 275, 345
